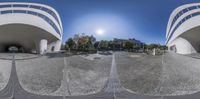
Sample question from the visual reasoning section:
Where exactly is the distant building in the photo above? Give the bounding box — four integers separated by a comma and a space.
113, 38, 144, 45
166, 3, 200, 54
0, 2, 63, 54
113, 38, 144, 51
128, 38, 144, 45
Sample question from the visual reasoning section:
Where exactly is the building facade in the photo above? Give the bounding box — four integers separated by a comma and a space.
0, 2, 63, 54
166, 3, 200, 54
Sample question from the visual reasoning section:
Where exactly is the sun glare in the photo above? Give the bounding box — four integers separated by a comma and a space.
96, 29, 105, 36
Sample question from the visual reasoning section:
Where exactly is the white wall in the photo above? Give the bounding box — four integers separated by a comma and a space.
0, 3, 63, 54
39, 39, 47, 54
166, 3, 200, 39
47, 40, 61, 52
169, 37, 196, 54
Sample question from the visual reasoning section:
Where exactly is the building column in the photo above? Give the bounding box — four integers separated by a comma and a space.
53, 40, 61, 52
39, 39, 48, 54
35, 39, 47, 54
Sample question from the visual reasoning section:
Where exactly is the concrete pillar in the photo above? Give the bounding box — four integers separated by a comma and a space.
152, 48, 156, 56
39, 39, 47, 54
53, 40, 61, 52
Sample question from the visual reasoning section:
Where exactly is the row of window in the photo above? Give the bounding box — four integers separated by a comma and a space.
0, 10, 61, 36
166, 11, 200, 44
167, 5, 200, 38
0, 4, 61, 28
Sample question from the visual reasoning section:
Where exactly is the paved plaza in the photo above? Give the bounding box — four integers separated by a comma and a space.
0, 52, 200, 99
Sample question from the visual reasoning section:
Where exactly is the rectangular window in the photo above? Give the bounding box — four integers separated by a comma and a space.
37, 13, 45, 19
178, 11, 183, 16
1, 10, 12, 14
41, 7, 57, 19
13, 4, 28, 7
0, 5, 11, 8
27, 11, 37, 15
41, 7, 50, 12
188, 6, 197, 10
29, 5, 41, 9
13, 10, 26, 13
192, 12, 198, 17
185, 15, 191, 20
182, 8, 188, 13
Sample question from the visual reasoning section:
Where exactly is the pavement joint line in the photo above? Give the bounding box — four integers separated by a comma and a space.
1, 52, 200, 98
63, 56, 71, 97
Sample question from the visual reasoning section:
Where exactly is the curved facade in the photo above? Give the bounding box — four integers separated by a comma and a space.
0, 2, 63, 54
166, 3, 200, 54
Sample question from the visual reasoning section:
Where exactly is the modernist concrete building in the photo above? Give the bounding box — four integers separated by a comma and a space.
0, 2, 62, 54
166, 3, 200, 54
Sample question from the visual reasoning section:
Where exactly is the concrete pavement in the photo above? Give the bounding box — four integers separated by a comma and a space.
1, 53, 200, 99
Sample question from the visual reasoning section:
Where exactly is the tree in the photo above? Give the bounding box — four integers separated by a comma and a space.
78, 36, 88, 50
90, 35, 96, 44
94, 41, 100, 49
123, 41, 134, 51
66, 38, 75, 53
146, 44, 159, 50
98, 40, 109, 50
73, 34, 80, 50
89, 35, 96, 49
60, 44, 66, 50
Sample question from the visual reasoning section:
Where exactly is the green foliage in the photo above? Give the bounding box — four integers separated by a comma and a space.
60, 44, 66, 50
98, 40, 109, 50
146, 44, 167, 50
64, 34, 167, 52
66, 38, 75, 49
123, 41, 134, 50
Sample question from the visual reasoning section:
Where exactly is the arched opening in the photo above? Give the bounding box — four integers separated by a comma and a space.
170, 45, 177, 53
180, 26, 200, 54
0, 24, 59, 54
5, 44, 24, 53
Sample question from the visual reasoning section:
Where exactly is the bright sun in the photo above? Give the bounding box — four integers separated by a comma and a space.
96, 29, 105, 35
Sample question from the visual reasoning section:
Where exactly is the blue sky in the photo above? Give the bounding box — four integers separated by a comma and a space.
0, 0, 200, 44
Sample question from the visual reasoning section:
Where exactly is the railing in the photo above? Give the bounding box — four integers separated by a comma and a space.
0, 4, 61, 28
0, 9, 61, 36
167, 5, 200, 38
166, 11, 200, 44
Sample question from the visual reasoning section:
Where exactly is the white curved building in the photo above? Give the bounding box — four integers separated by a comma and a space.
166, 3, 200, 54
0, 2, 63, 54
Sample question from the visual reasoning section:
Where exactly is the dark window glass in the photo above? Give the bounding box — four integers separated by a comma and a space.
179, 11, 183, 15
1, 10, 12, 14
41, 7, 59, 23
29, 5, 41, 9
0, 9, 60, 36
182, 18, 186, 23
168, 12, 200, 44
0, 5, 11, 8
29, 5, 60, 27
169, 6, 199, 37
13, 10, 26, 13
41, 7, 49, 12
185, 15, 190, 20
175, 15, 178, 20
192, 12, 198, 17
182, 8, 188, 13
188, 6, 197, 10
37, 13, 44, 19
13, 4, 28, 7
27, 11, 37, 15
